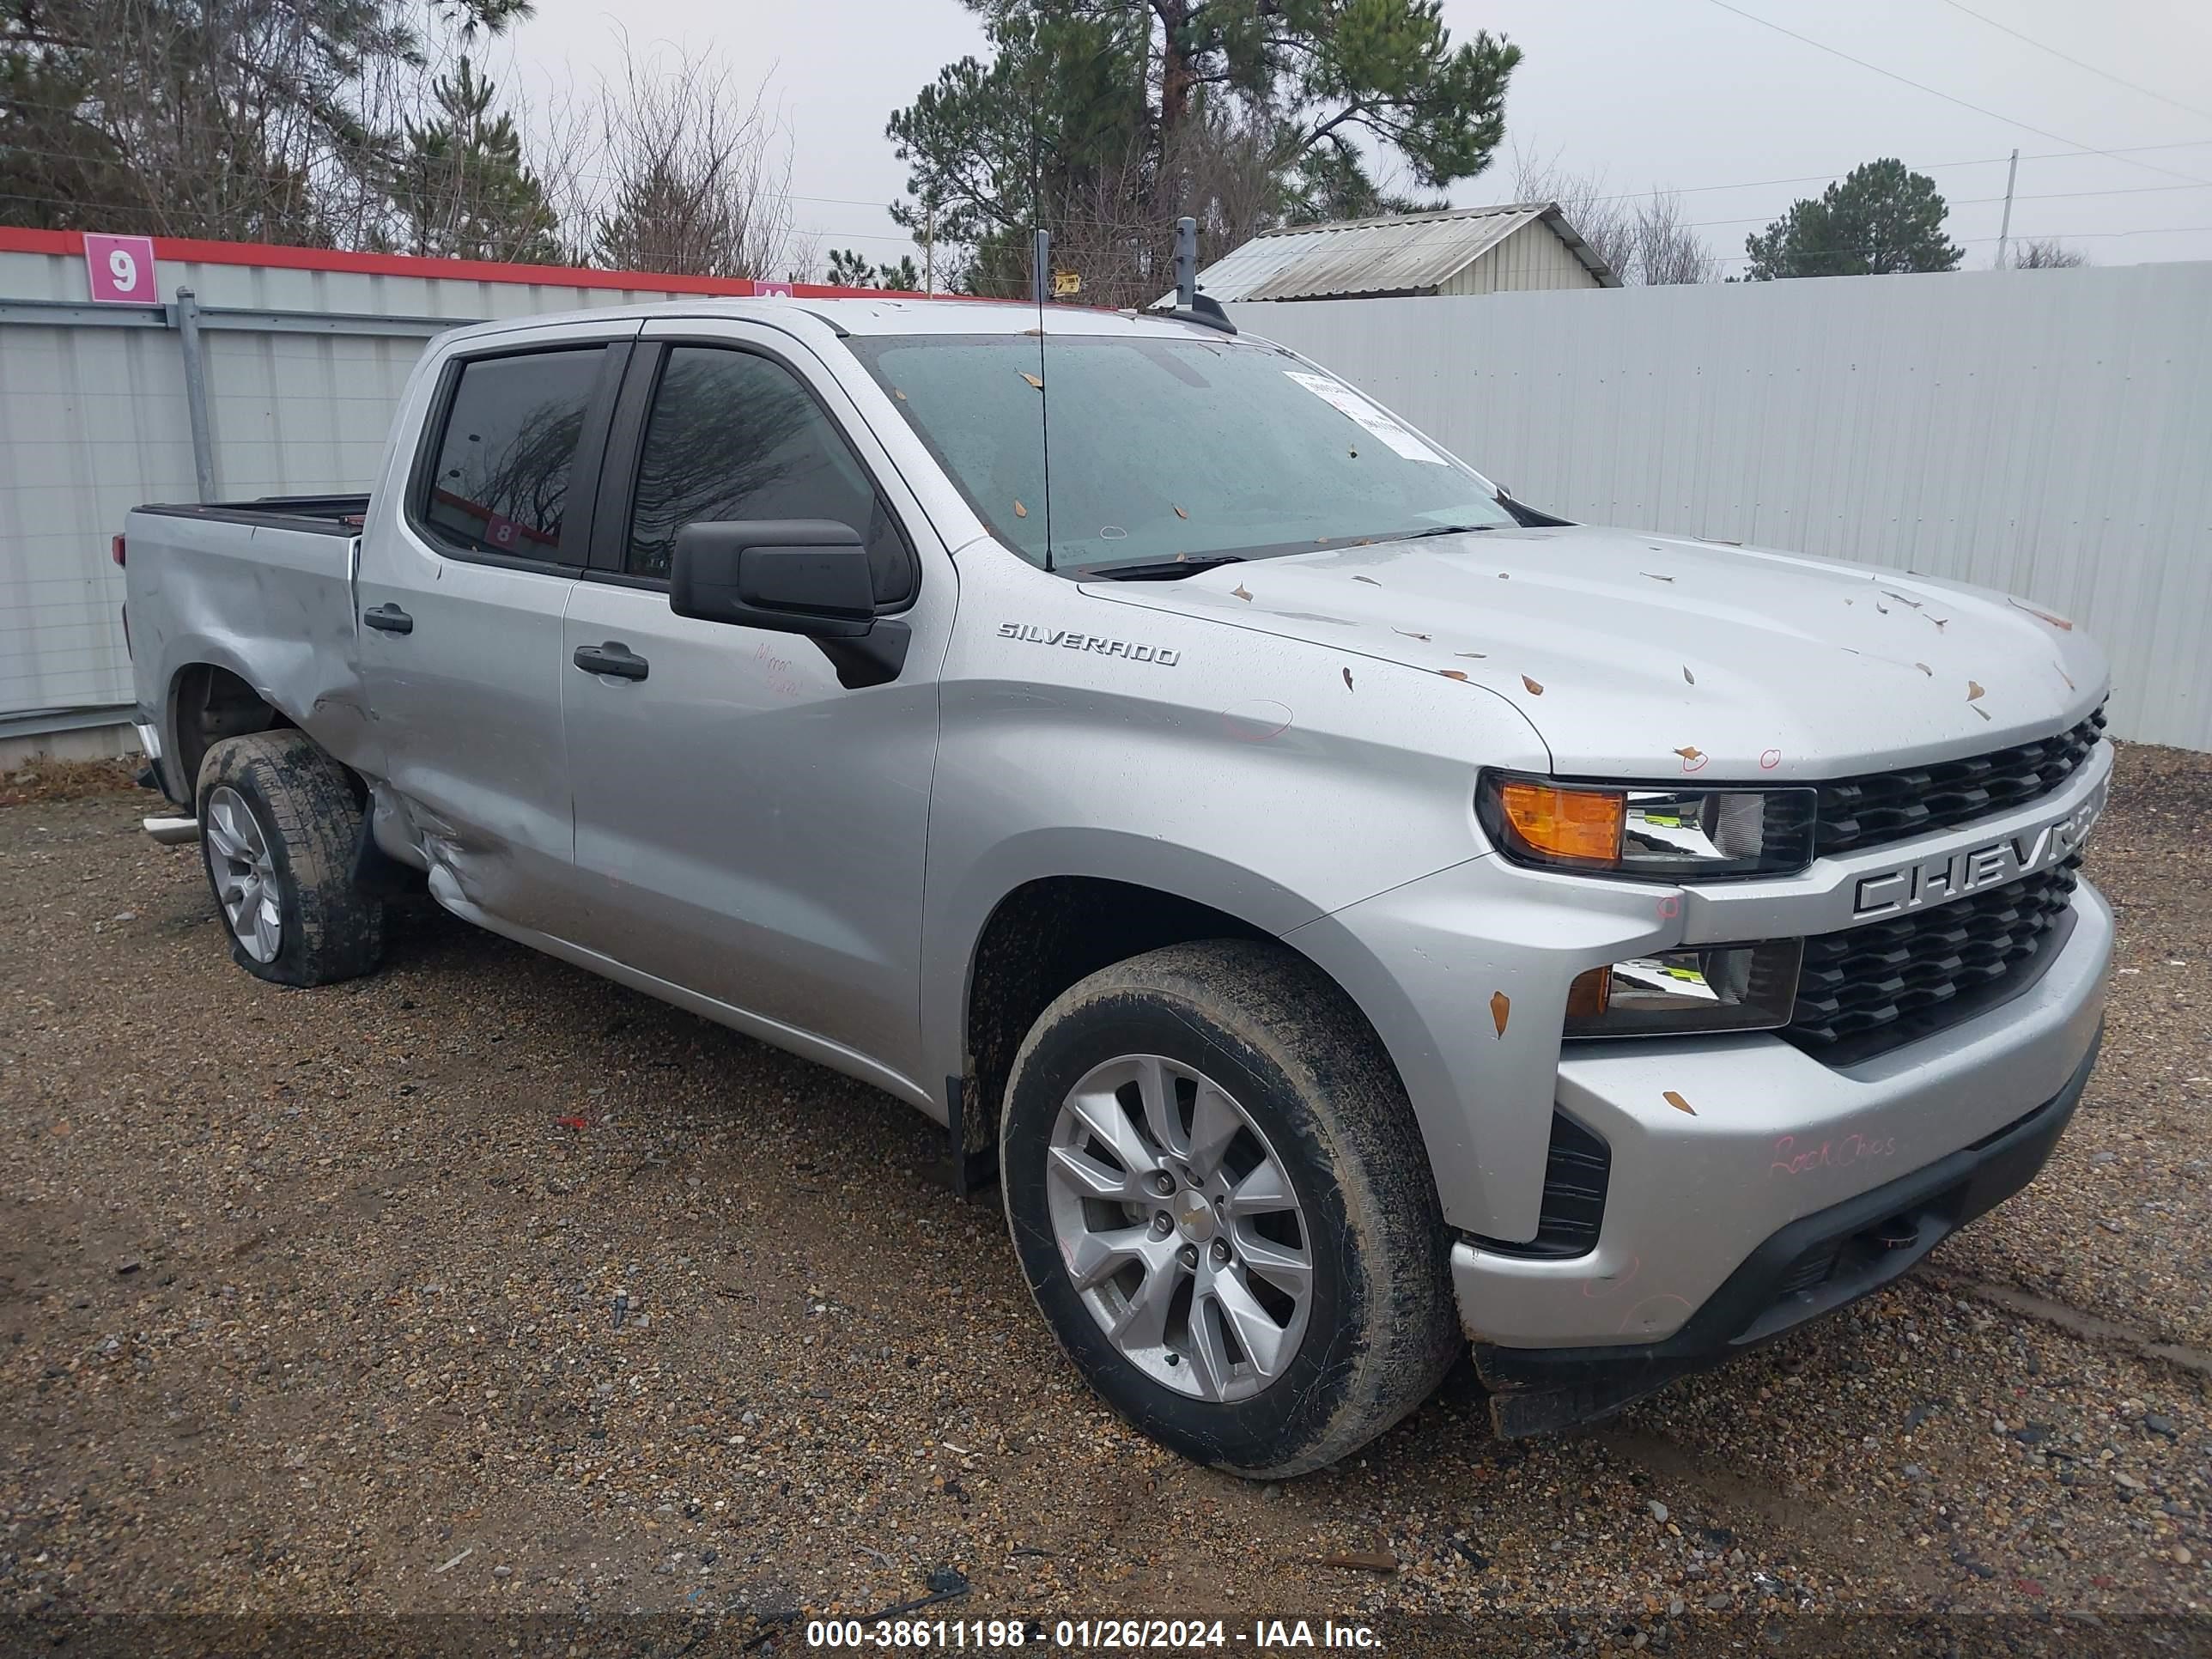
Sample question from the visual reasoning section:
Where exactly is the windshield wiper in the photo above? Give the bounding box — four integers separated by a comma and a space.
1079, 555, 1249, 582
1383, 522, 1508, 543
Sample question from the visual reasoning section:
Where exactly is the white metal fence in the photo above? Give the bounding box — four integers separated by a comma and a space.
1231, 262, 2212, 751
0, 243, 733, 738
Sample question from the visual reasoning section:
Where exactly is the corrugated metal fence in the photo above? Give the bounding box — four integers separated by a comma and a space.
1231, 263, 2212, 751
0, 232, 781, 742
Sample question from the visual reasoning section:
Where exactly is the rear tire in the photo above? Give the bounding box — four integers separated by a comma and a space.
196, 731, 384, 987
1000, 939, 1460, 1478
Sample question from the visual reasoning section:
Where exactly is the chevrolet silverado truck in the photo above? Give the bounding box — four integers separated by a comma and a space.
120, 295, 2112, 1475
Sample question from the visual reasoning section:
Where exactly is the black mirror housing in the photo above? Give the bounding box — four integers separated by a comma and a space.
667, 518, 911, 690
671, 520, 876, 638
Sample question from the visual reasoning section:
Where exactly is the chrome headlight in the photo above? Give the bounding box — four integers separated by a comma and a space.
1478, 772, 1818, 880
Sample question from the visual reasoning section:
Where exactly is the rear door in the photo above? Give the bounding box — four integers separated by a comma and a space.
355, 326, 631, 933
558, 321, 953, 1091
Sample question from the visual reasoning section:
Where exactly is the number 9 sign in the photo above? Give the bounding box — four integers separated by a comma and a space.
84, 233, 159, 305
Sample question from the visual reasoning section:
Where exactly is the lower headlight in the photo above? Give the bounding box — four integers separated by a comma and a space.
1564, 940, 1802, 1038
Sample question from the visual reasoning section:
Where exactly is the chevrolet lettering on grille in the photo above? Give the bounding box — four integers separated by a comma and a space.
1850, 779, 2107, 920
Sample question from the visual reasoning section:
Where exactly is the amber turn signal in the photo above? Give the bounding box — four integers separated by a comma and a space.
1565, 964, 1612, 1018
1492, 780, 1624, 865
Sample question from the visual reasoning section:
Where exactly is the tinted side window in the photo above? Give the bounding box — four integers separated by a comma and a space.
625, 346, 913, 602
422, 349, 604, 560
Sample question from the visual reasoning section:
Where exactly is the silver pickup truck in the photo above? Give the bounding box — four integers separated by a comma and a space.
121, 295, 2112, 1475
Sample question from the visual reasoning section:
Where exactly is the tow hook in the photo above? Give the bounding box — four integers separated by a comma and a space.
143, 815, 199, 845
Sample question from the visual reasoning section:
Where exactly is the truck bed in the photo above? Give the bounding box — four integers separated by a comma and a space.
125, 495, 375, 800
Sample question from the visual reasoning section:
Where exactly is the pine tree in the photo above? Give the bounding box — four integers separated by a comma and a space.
1743, 159, 1963, 280
392, 56, 562, 263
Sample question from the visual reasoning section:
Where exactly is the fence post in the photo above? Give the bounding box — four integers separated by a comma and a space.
173, 288, 217, 501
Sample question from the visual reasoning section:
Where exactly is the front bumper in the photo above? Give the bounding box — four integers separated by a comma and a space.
1445, 873, 2111, 1360
1472, 1030, 2099, 1436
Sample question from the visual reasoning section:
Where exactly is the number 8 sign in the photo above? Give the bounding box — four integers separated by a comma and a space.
84, 234, 160, 305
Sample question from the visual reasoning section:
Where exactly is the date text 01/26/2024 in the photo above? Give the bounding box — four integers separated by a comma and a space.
803, 1618, 1384, 1650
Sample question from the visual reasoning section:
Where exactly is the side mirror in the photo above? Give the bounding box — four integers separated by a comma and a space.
671, 520, 877, 638
668, 519, 911, 689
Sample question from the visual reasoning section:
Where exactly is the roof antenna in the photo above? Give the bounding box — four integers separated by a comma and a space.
1032, 225, 1054, 573
1162, 215, 1236, 335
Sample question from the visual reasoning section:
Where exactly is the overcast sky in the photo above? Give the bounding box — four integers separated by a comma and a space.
507, 0, 2212, 274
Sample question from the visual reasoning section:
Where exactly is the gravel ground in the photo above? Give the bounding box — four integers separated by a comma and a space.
3, 744, 2209, 1656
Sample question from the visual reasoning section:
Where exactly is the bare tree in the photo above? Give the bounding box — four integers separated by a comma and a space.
1509, 150, 1719, 286
572, 44, 812, 280
1510, 149, 1633, 283
1631, 189, 1723, 285
2009, 236, 2088, 270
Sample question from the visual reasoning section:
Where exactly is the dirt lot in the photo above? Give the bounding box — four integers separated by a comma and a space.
2, 744, 2209, 1656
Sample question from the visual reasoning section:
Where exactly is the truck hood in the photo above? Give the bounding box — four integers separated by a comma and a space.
1083, 525, 2108, 780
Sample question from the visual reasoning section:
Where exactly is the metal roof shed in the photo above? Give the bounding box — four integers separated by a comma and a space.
1187, 203, 1619, 302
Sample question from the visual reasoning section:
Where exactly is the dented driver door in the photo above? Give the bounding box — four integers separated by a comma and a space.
556, 321, 953, 1096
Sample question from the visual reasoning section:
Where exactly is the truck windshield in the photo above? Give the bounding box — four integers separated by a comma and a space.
848, 331, 1514, 574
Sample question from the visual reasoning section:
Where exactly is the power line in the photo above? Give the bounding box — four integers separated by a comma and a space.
1934, 0, 2212, 126
1698, 0, 2212, 191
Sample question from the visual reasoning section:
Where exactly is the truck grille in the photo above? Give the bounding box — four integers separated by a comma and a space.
1812, 708, 2105, 858
1786, 861, 2080, 1059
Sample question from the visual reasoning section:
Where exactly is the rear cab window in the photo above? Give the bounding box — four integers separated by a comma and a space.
415, 347, 614, 564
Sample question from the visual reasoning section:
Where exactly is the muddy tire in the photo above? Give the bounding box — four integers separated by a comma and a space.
195, 731, 384, 987
1000, 939, 1460, 1478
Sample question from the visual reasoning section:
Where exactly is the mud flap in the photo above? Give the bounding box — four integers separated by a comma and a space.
942, 1074, 999, 1199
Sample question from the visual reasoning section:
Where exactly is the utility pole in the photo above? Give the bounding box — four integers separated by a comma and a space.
924, 200, 935, 296
1996, 148, 2020, 270
1033, 228, 1051, 306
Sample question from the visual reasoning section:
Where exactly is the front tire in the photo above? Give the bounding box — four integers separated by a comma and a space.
196, 731, 384, 987
1000, 940, 1459, 1478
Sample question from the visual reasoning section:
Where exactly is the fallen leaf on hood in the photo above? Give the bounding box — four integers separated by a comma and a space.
1394, 628, 1431, 641
1231, 584, 1253, 602
1455, 651, 1488, 659
1966, 680, 1986, 702
1662, 1091, 1696, 1116
1521, 675, 1544, 696
1682, 665, 1695, 684
1928, 615, 1949, 630
1972, 704, 1992, 720
1497, 571, 1510, 580
1439, 669, 1470, 682
1674, 745, 1706, 768
1643, 572, 1675, 583
1875, 601, 1890, 614
893, 388, 907, 400
1341, 667, 1354, 691
1352, 574, 1382, 586
1913, 662, 1933, 676
1882, 590, 1923, 610
2009, 597, 2075, 630
1012, 500, 1028, 519
1019, 372, 1042, 389
1490, 992, 1510, 1037
2058, 665, 2075, 690
1173, 505, 1188, 519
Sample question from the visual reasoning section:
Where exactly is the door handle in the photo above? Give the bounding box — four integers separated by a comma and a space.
362, 603, 413, 635
573, 641, 649, 682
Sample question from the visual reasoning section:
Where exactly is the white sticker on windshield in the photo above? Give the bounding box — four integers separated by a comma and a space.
1285, 370, 1446, 464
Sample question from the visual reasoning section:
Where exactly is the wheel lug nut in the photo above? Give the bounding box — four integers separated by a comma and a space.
1178, 1244, 1198, 1269
1151, 1212, 1173, 1237
1152, 1173, 1176, 1197
1211, 1240, 1230, 1266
